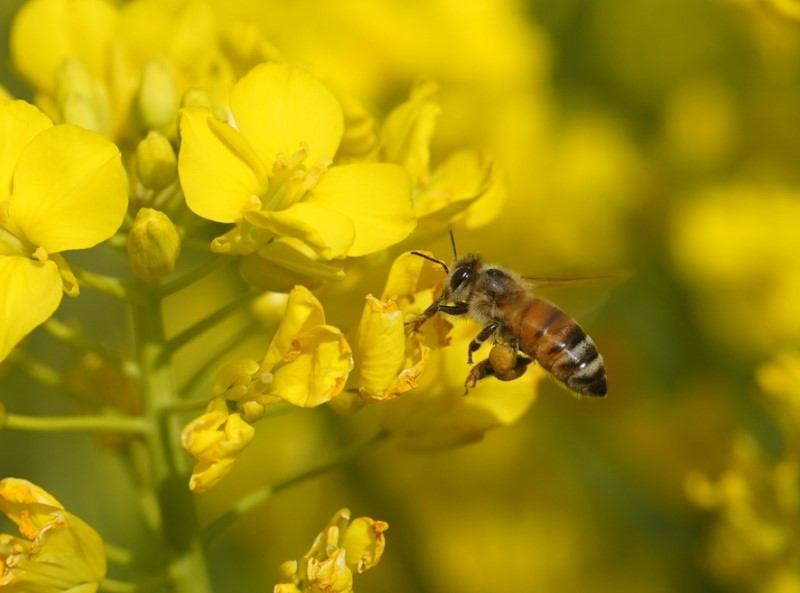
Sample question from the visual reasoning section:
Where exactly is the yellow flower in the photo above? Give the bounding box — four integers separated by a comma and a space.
377, 79, 506, 235
0, 478, 106, 592
11, 0, 236, 139
178, 62, 414, 289
0, 100, 128, 363
274, 508, 388, 593
181, 398, 256, 493
331, 255, 431, 414
671, 186, 800, 354
375, 252, 542, 450
182, 286, 352, 490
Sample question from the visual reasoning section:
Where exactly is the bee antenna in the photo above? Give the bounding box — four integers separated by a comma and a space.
449, 229, 458, 259
410, 251, 449, 274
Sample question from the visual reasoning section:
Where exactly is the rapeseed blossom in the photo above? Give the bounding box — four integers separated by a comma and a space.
182, 286, 352, 491
274, 508, 387, 593
0, 99, 127, 363
178, 62, 415, 289
0, 478, 106, 592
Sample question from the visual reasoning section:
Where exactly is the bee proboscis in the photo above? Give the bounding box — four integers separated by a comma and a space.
407, 238, 608, 398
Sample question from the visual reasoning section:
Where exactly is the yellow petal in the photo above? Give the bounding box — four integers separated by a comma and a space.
240, 238, 345, 291
261, 286, 327, 370
0, 257, 62, 363
230, 63, 343, 172
349, 296, 405, 397
305, 163, 414, 257
341, 517, 388, 573
380, 79, 440, 186
178, 106, 268, 223
0, 478, 64, 539
272, 325, 353, 407
10, 0, 120, 95
0, 101, 53, 202
379, 322, 542, 450
9, 125, 127, 253
244, 202, 355, 260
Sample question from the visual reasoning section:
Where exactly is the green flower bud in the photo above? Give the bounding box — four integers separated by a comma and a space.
137, 59, 178, 132
136, 131, 177, 190
128, 208, 181, 282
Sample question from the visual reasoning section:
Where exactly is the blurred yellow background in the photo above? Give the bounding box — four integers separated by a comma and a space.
2, 0, 799, 591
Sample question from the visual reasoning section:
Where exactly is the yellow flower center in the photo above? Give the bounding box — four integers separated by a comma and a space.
259, 142, 331, 213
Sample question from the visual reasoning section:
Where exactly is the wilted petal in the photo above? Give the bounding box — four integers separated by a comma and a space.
341, 517, 388, 574
380, 322, 542, 450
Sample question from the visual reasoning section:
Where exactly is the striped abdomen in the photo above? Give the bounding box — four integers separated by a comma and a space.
511, 296, 607, 396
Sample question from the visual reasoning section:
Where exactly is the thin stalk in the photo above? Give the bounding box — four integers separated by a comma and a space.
131, 284, 212, 593
73, 267, 136, 302
201, 429, 388, 542
161, 290, 260, 360
158, 255, 234, 297
2, 412, 150, 435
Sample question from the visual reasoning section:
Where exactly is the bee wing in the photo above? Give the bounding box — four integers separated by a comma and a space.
522, 272, 631, 320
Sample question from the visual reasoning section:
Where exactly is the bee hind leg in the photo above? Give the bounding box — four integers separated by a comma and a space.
464, 343, 532, 394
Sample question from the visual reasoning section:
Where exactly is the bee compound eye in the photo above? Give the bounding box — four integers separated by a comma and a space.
450, 266, 471, 291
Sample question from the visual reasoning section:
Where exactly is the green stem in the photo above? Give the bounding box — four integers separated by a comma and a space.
201, 429, 388, 542
162, 290, 260, 359
132, 284, 212, 593
73, 266, 137, 302
158, 255, 234, 297
2, 412, 150, 434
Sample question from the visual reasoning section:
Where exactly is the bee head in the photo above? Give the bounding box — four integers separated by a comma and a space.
446, 254, 482, 301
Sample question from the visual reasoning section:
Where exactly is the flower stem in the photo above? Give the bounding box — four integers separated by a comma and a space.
42, 317, 138, 378
2, 412, 150, 434
162, 289, 260, 359
73, 266, 136, 302
132, 283, 212, 593
201, 429, 388, 542
158, 254, 234, 297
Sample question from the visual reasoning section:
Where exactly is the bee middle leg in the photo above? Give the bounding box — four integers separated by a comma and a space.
467, 321, 500, 363
464, 343, 532, 393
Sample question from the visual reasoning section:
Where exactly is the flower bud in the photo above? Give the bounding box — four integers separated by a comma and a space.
136, 131, 177, 190
127, 208, 181, 281
55, 59, 107, 134
137, 59, 178, 132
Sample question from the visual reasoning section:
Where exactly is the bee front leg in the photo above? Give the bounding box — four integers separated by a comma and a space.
405, 302, 469, 333
467, 321, 499, 364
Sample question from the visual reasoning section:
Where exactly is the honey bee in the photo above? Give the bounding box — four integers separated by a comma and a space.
407, 240, 608, 397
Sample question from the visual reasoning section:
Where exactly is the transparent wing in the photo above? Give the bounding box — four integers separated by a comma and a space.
522, 272, 631, 320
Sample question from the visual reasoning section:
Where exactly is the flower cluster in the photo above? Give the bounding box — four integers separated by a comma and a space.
0, 478, 106, 593
274, 509, 388, 593
685, 352, 800, 593
1, 0, 540, 591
